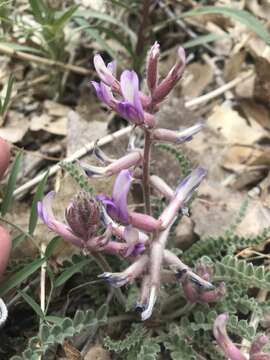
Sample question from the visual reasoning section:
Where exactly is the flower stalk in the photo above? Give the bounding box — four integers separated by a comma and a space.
38, 42, 223, 322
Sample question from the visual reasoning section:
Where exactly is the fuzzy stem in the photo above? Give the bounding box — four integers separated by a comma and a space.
142, 129, 152, 215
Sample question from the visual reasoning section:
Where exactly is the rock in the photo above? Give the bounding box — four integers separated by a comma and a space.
84, 345, 110, 360
174, 216, 194, 250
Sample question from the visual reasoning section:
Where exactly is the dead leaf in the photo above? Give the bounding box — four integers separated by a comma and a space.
84, 345, 110, 360
254, 57, 270, 105
246, 0, 270, 21
0, 110, 29, 143
224, 50, 246, 81
30, 113, 67, 136
207, 104, 268, 144
182, 62, 214, 98
63, 342, 82, 360
67, 111, 107, 155
221, 145, 255, 172
193, 181, 270, 238
238, 100, 270, 129
44, 100, 69, 117
247, 35, 270, 63
235, 72, 256, 98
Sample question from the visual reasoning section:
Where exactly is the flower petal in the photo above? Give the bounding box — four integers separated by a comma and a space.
175, 167, 207, 203
120, 70, 144, 121
93, 54, 117, 87
141, 286, 157, 321
38, 192, 81, 246
112, 169, 133, 223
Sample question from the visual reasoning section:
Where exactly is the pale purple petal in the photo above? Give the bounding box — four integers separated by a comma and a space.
93, 54, 117, 87
107, 60, 116, 75
37, 191, 56, 226
91, 81, 114, 107
98, 272, 129, 287
112, 169, 133, 223
123, 225, 146, 257
93, 144, 114, 165
38, 192, 81, 247
116, 101, 144, 125
130, 242, 145, 256
120, 70, 144, 121
120, 70, 139, 103
80, 162, 106, 178
176, 167, 207, 203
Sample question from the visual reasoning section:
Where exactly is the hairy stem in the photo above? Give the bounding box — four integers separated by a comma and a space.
92, 252, 127, 308
142, 129, 152, 215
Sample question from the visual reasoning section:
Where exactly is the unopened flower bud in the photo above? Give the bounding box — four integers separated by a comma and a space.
152, 46, 186, 104
65, 192, 100, 241
147, 42, 160, 95
213, 314, 247, 360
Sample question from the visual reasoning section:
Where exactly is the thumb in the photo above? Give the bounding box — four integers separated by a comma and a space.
0, 137, 10, 179
0, 226, 11, 280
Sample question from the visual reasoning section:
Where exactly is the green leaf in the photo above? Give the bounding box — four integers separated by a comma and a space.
28, 171, 49, 235
12, 233, 27, 249
0, 257, 46, 296
18, 290, 44, 318
0, 73, 14, 115
74, 9, 137, 45
54, 5, 79, 30
183, 33, 230, 49
44, 315, 65, 325
91, 25, 133, 55
45, 236, 61, 258
54, 258, 90, 288
29, 0, 45, 23
75, 19, 119, 61
1, 151, 23, 216
182, 6, 270, 46
0, 42, 43, 55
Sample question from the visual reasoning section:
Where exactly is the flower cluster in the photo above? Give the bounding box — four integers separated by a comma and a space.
213, 314, 270, 360
38, 42, 224, 321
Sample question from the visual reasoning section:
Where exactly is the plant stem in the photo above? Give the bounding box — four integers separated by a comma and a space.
92, 252, 127, 308
142, 129, 152, 215
134, 0, 152, 73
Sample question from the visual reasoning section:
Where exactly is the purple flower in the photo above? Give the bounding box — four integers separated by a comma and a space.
116, 70, 149, 126
99, 254, 149, 287
159, 168, 207, 229
93, 55, 119, 91
152, 123, 204, 144
91, 81, 115, 108
38, 191, 82, 247
100, 169, 132, 224
100, 169, 161, 232
81, 150, 143, 178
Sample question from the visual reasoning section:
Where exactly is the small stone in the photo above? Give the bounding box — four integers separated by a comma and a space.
174, 216, 194, 249
84, 345, 110, 360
